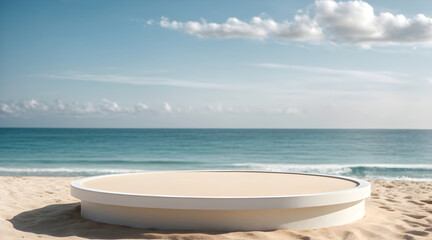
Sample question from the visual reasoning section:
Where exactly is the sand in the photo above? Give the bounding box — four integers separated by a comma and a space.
1, 177, 431, 240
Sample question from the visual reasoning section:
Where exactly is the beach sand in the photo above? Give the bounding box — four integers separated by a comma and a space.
0, 177, 431, 240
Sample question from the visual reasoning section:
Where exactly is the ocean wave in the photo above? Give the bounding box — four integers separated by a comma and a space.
231, 163, 353, 174
363, 175, 432, 182
1, 163, 431, 180
231, 163, 432, 170
229, 163, 432, 181
0, 159, 200, 165
0, 167, 144, 176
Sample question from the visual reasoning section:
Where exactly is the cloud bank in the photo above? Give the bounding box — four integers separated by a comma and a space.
0, 99, 302, 117
160, 15, 323, 42
0, 99, 152, 117
159, 0, 432, 47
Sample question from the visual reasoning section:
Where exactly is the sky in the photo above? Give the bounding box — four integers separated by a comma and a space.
0, 0, 431, 128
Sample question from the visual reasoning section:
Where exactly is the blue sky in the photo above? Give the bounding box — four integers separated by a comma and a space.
1, 0, 431, 128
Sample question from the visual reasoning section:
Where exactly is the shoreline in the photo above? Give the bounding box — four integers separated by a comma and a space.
1, 177, 431, 239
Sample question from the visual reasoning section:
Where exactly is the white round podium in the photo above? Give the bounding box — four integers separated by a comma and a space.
71, 171, 370, 231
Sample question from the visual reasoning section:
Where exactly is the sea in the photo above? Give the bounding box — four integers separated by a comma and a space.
0, 128, 431, 181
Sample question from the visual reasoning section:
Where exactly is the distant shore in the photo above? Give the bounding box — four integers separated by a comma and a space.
0, 177, 430, 239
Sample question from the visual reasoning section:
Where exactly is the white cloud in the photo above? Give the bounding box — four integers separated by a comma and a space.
0, 99, 153, 117
207, 104, 223, 113
45, 72, 229, 90
22, 99, 48, 111
207, 104, 237, 113
0, 99, 306, 118
24, 99, 38, 109
160, 15, 323, 41
146, 19, 154, 25
0, 99, 50, 115
205, 104, 303, 115
270, 107, 302, 115
1, 103, 14, 114
159, 0, 432, 47
164, 102, 172, 112
135, 102, 149, 111
315, 0, 432, 47
286, 107, 301, 115
55, 100, 65, 111
102, 99, 123, 113
256, 63, 403, 84
70, 102, 99, 114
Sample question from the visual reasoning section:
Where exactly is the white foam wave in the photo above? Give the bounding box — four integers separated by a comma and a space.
1, 164, 432, 181
231, 163, 432, 170
363, 175, 432, 182
229, 163, 432, 181
230, 163, 353, 174
0, 167, 144, 175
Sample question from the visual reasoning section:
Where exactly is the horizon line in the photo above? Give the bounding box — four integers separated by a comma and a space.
1, 127, 431, 130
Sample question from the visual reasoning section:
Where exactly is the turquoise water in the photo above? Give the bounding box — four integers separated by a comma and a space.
0, 128, 431, 180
